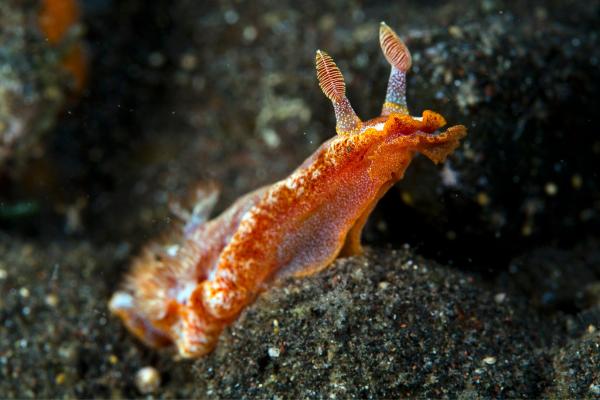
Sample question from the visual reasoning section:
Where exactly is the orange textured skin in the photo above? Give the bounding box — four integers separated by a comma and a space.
110, 111, 466, 357
109, 25, 467, 358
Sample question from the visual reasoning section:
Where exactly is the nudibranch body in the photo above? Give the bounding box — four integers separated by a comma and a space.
110, 23, 467, 358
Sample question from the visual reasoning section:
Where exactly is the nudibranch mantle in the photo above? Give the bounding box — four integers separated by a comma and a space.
110, 23, 467, 357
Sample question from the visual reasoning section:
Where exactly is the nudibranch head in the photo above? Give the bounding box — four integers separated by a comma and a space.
315, 23, 466, 171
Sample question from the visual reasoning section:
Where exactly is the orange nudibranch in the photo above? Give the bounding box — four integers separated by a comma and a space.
109, 22, 467, 358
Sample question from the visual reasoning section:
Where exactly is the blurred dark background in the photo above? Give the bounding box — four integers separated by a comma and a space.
1, 0, 599, 273
1, 1, 599, 398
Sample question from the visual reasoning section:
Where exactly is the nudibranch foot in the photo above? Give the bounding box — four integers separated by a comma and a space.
110, 23, 467, 358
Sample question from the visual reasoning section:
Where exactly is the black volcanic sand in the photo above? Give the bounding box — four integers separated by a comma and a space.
195, 248, 561, 399
1, 0, 599, 398
0, 0, 81, 170
1, 238, 599, 398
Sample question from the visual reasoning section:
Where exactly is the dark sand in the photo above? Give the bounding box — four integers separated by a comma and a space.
1, 0, 599, 398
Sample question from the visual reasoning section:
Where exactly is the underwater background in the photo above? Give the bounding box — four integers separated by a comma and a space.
1, 0, 599, 397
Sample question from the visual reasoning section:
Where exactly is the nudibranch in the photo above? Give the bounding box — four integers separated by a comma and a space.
109, 23, 467, 358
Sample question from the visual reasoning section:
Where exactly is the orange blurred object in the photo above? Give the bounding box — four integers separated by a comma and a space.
38, 0, 87, 92
38, 0, 80, 44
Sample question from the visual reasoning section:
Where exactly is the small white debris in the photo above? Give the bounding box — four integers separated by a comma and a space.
494, 293, 507, 303
45, 293, 59, 307
544, 182, 558, 196
483, 356, 497, 365
243, 25, 258, 42
135, 366, 161, 394
268, 346, 280, 358
261, 128, 281, 148
441, 163, 459, 187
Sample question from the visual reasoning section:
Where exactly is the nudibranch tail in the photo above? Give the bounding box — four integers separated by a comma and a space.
315, 50, 362, 135
109, 291, 172, 348
380, 22, 412, 116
